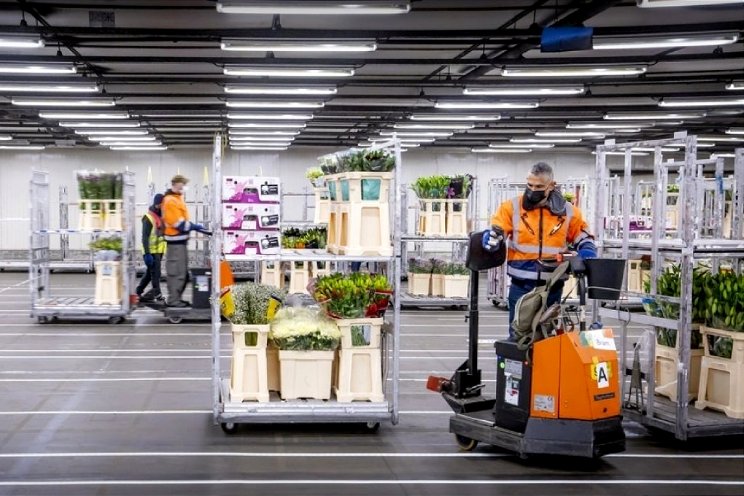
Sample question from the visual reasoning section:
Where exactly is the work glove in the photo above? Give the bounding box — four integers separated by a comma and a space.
192, 223, 213, 236
481, 226, 504, 252
143, 253, 154, 267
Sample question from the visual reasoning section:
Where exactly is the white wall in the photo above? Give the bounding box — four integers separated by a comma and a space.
0, 146, 599, 251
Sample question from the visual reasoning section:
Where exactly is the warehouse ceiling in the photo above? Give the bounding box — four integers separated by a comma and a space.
0, 0, 742, 154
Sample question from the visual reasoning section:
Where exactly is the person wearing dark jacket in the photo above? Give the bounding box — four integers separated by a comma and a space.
136, 193, 166, 303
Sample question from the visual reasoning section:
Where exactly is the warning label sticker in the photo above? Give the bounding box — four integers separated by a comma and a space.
534, 394, 555, 414
504, 374, 520, 406
504, 358, 522, 378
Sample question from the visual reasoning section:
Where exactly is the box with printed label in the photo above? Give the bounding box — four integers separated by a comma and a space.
222, 203, 281, 230
223, 230, 281, 256
222, 176, 280, 204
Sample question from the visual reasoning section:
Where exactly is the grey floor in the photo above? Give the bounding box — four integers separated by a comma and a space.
0, 272, 742, 496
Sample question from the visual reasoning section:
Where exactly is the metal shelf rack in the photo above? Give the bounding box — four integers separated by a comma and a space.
29, 170, 137, 323
593, 135, 744, 440
210, 135, 402, 427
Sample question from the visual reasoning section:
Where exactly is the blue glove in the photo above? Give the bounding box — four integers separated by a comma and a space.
192, 223, 213, 235
143, 253, 154, 267
481, 228, 503, 252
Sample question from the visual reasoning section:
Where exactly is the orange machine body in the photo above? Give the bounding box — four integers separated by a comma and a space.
530, 329, 621, 420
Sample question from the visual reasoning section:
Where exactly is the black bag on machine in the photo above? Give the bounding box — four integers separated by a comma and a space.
465, 230, 506, 272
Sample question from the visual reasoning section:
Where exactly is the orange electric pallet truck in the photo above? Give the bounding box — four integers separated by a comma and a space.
428, 232, 626, 459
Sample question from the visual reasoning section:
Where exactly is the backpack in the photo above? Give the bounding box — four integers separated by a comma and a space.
512, 261, 569, 351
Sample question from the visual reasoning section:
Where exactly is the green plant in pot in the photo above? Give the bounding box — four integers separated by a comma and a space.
89, 235, 123, 261
651, 264, 708, 349
305, 167, 324, 187
230, 282, 286, 347
702, 270, 744, 359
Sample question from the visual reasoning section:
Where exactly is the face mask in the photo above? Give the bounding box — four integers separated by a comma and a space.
524, 187, 546, 207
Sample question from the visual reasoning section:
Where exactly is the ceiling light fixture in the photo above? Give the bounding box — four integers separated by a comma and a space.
435, 101, 538, 109
39, 112, 129, 119
221, 39, 377, 52
0, 37, 44, 48
12, 99, 115, 107
228, 129, 300, 136
0, 145, 46, 150
0, 83, 98, 93
224, 66, 354, 78
230, 146, 289, 151
593, 33, 738, 50
216, 1, 411, 15
726, 128, 744, 135
594, 151, 648, 156
225, 101, 324, 109
410, 114, 501, 121
631, 147, 680, 152
228, 122, 307, 129
511, 138, 581, 144
566, 122, 653, 129
604, 112, 705, 120
711, 153, 736, 158
535, 131, 604, 138
227, 113, 314, 120
698, 136, 744, 142
0, 64, 76, 74
379, 131, 453, 137
463, 86, 584, 96
229, 135, 295, 141
75, 129, 149, 136
696, 143, 715, 148
726, 81, 744, 91
393, 123, 474, 130
0, 135, 12, 141
500, 66, 647, 77
659, 98, 744, 107
98, 141, 163, 146
224, 86, 337, 95
493, 142, 554, 149
228, 140, 293, 147
60, 121, 140, 128
637, 0, 743, 8
472, 147, 532, 153
110, 146, 167, 151
88, 136, 156, 142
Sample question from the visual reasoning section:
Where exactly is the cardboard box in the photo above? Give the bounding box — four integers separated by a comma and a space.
223, 176, 280, 203
223, 230, 281, 256
222, 203, 281, 230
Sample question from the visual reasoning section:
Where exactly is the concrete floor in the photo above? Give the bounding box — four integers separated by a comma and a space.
0, 272, 742, 496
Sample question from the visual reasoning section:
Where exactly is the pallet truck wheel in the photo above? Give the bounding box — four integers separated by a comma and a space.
365, 422, 381, 433
37, 316, 48, 324
220, 422, 238, 434
455, 434, 478, 452
168, 316, 183, 324
108, 316, 125, 325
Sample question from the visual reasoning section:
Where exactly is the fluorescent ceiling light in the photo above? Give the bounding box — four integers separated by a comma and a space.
224, 86, 337, 95
535, 131, 604, 138
40, 112, 129, 120
137, 113, 221, 118
227, 113, 314, 120
228, 129, 300, 136
369, 136, 436, 143
99, 141, 163, 146
410, 114, 500, 121
698, 136, 744, 142
726, 128, 744, 135
379, 131, 453, 137
435, 101, 538, 109
614, 129, 643, 133
472, 147, 532, 153
0, 84, 98, 93
726, 81, 744, 91
229, 135, 295, 141
60, 121, 140, 128
216, 1, 411, 15
0, 145, 46, 150
221, 39, 376, 52
632, 147, 680, 152
566, 122, 653, 129
659, 98, 744, 108
696, 143, 715, 147
226, 101, 324, 109
493, 142, 554, 149
511, 138, 580, 144
500, 66, 647, 77
12, 99, 115, 107
88, 136, 157, 142
638, 0, 743, 7
75, 129, 148, 136
229, 141, 294, 147
110, 146, 167, 151
0, 37, 44, 48
711, 153, 736, 158
604, 112, 705, 120
224, 66, 354, 77
463, 86, 584, 96
0, 64, 76, 74
228, 122, 307, 129
393, 123, 474, 130
593, 34, 738, 50
594, 151, 648, 156
0, 135, 12, 141
230, 146, 289, 151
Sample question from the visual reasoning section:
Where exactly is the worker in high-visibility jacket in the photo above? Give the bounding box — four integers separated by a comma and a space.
161, 174, 210, 308
135, 193, 166, 303
483, 162, 597, 339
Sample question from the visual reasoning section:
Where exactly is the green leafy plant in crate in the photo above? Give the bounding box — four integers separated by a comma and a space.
89, 236, 123, 253
270, 307, 341, 351
230, 282, 286, 346
703, 270, 744, 359
444, 262, 470, 276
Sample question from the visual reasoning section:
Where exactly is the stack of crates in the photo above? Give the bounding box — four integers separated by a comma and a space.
221, 176, 282, 257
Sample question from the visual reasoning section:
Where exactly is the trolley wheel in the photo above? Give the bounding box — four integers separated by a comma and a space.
167, 315, 183, 324
108, 316, 125, 325
364, 422, 381, 433
455, 434, 479, 452
220, 422, 238, 434
37, 316, 48, 324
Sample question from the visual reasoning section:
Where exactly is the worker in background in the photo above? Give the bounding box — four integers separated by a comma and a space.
483, 162, 597, 340
162, 174, 210, 308
135, 193, 166, 304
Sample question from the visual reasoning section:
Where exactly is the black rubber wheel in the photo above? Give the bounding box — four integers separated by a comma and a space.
108, 316, 125, 325
365, 422, 381, 433
220, 422, 238, 434
455, 434, 478, 452
37, 316, 48, 324
167, 316, 183, 324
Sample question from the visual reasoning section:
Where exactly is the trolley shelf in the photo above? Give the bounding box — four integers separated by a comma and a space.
400, 293, 468, 308
34, 296, 125, 314
603, 238, 744, 253
219, 380, 391, 423
400, 235, 469, 242
33, 229, 124, 235
624, 397, 744, 438
225, 250, 394, 263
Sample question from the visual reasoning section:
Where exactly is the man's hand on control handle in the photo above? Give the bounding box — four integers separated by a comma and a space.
481, 226, 504, 252
191, 223, 212, 236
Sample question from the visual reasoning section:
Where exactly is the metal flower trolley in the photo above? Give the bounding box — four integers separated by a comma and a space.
29, 170, 137, 324
209, 135, 403, 432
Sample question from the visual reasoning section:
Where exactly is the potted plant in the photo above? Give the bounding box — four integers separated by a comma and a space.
89, 235, 122, 261
305, 166, 325, 188
270, 307, 341, 400
431, 259, 446, 297
90, 235, 124, 305
443, 262, 469, 298
407, 258, 432, 296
